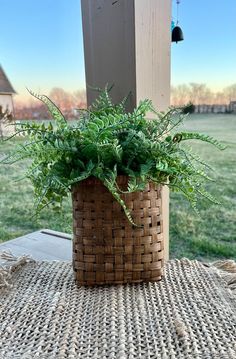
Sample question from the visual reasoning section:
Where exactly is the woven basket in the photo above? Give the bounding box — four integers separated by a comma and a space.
72, 176, 164, 286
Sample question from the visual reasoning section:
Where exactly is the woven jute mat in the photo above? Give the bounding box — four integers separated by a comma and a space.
0, 252, 235, 359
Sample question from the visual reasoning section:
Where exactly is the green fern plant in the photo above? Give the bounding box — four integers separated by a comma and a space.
2, 87, 225, 224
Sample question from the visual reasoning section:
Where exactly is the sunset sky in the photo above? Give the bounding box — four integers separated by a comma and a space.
0, 0, 235, 102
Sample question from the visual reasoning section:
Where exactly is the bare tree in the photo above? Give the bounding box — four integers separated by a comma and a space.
224, 84, 236, 103
171, 84, 190, 106
188, 83, 214, 105
170, 83, 230, 106
73, 89, 87, 109
214, 91, 227, 105
49, 87, 74, 112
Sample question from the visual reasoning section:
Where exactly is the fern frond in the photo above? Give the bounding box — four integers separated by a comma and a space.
90, 84, 114, 112
103, 177, 137, 226
176, 132, 226, 150
196, 188, 221, 205
27, 89, 67, 126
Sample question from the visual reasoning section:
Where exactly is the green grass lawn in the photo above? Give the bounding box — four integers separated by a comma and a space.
170, 113, 236, 260
0, 114, 235, 261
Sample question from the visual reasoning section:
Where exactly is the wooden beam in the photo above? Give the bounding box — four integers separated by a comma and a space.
134, 0, 171, 112
81, 0, 136, 111
81, 0, 171, 260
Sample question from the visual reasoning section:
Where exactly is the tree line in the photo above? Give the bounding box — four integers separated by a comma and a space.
14, 83, 236, 119
14, 88, 86, 120
171, 83, 236, 106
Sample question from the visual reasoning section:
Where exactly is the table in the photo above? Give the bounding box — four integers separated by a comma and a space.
0, 229, 72, 261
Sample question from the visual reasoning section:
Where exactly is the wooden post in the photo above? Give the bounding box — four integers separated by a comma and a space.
81, 0, 171, 261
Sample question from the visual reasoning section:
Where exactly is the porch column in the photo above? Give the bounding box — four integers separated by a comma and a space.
81, 0, 171, 260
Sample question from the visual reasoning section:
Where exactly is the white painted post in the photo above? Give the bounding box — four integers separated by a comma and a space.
81, 0, 171, 261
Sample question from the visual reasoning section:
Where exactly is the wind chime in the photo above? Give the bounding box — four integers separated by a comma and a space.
172, 0, 184, 43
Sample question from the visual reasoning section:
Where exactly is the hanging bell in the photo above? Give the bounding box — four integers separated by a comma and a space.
172, 26, 184, 43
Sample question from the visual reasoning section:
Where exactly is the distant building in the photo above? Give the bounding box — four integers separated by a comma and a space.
0, 65, 16, 113
0, 65, 16, 137
229, 101, 236, 113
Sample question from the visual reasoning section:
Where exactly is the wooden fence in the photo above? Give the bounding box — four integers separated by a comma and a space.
195, 102, 236, 114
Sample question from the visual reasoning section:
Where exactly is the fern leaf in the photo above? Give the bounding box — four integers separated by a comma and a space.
103, 178, 137, 226
27, 89, 67, 126
176, 132, 226, 150
196, 188, 221, 205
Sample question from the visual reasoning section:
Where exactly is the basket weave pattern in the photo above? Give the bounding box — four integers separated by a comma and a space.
72, 176, 164, 285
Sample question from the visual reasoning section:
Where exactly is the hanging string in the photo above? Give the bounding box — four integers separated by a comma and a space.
172, 0, 184, 43
176, 0, 180, 25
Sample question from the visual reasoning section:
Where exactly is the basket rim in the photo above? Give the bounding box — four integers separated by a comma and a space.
72, 175, 163, 188
72, 175, 128, 187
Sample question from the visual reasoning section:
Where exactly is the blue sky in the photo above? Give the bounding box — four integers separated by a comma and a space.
0, 0, 85, 100
0, 0, 235, 101
171, 0, 236, 90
